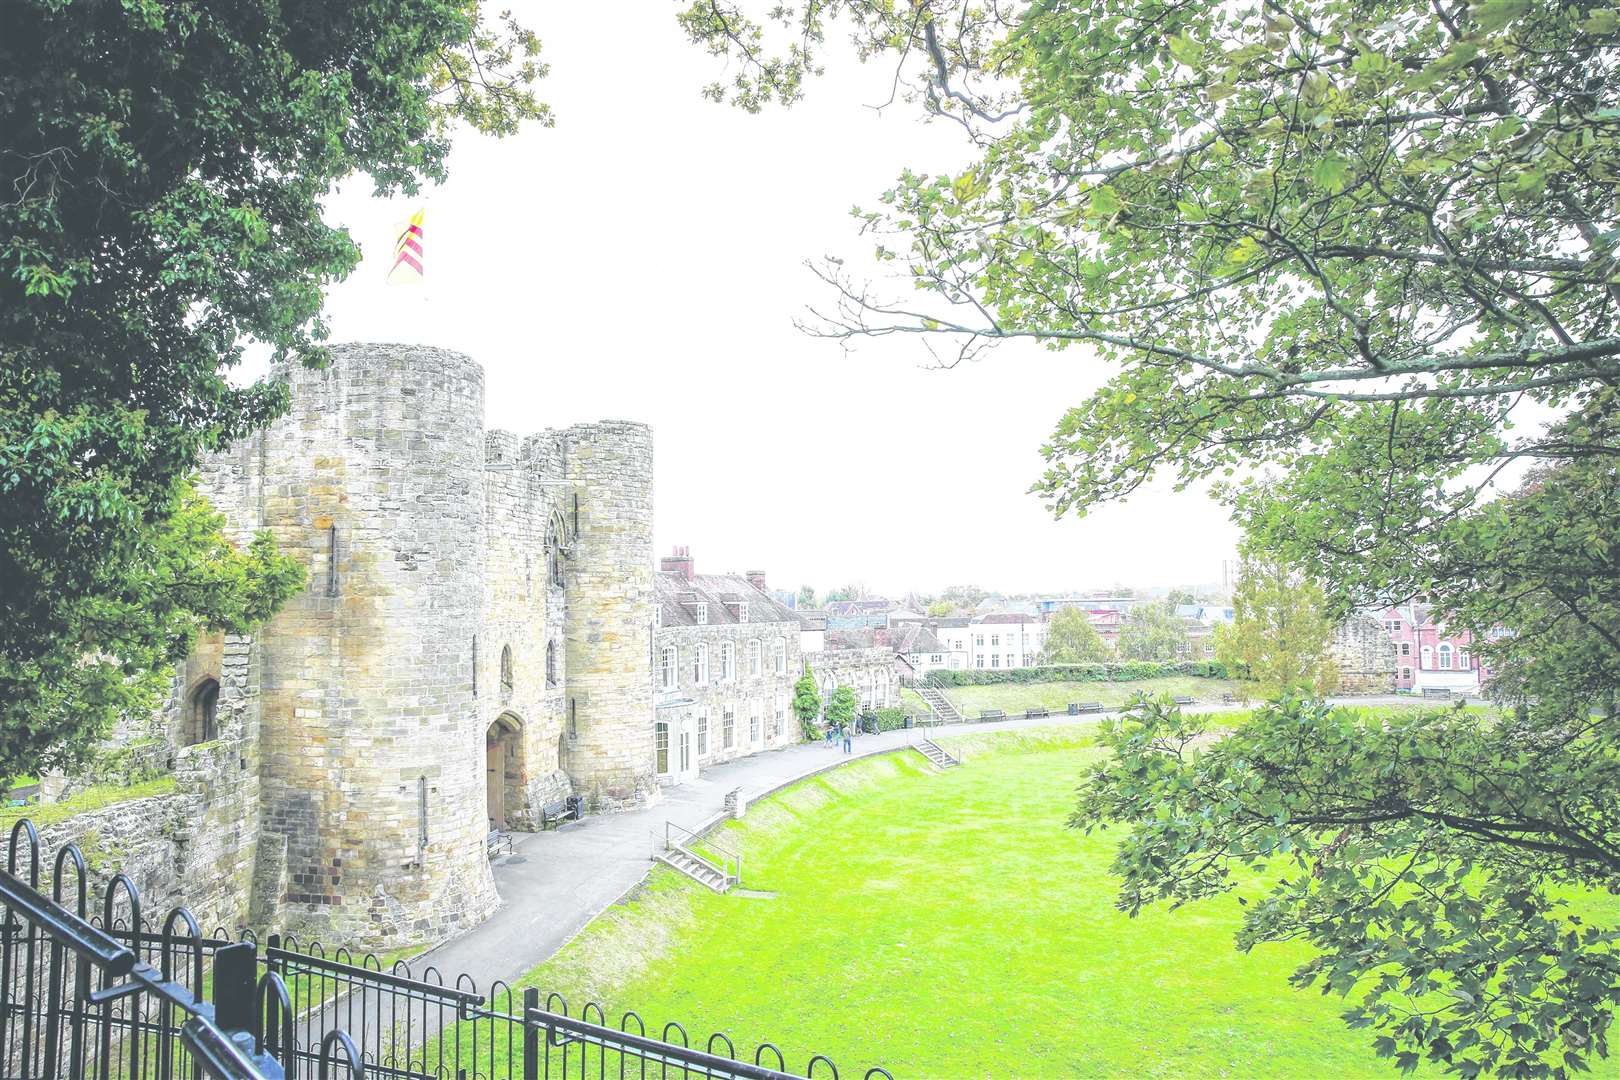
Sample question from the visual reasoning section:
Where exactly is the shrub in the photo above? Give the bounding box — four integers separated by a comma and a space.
926, 661, 1229, 687
870, 708, 909, 732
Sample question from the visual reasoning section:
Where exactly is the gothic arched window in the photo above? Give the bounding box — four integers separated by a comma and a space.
185, 678, 219, 745
501, 645, 514, 696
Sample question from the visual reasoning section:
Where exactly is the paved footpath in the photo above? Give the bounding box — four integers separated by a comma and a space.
416, 694, 1418, 988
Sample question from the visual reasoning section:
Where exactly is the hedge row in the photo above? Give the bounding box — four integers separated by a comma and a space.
924, 661, 1230, 687
857, 707, 911, 733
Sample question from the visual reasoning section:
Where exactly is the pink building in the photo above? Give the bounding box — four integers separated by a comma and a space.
1380, 603, 1489, 694
1085, 609, 1122, 646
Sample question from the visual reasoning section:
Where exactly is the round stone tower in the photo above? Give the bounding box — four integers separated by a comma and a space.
557, 422, 659, 809
254, 343, 496, 946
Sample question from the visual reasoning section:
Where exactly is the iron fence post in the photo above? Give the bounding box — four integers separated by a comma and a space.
523, 987, 539, 1080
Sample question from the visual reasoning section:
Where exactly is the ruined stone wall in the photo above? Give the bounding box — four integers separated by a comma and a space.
27, 627, 264, 933
542, 422, 658, 811
1332, 613, 1398, 694
248, 343, 497, 947
806, 649, 901, 711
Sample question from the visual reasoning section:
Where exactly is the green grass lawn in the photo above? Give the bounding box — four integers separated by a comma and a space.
432, 724, 1612, 1079
940, 675, 1247, 716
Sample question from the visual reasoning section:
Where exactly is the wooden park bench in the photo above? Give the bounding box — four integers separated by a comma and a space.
1221, 692, 1236, 705
1072, 702, 1105, 714
1172, 695, 1196, 706
1421, 687, 1452, 699
979, 709, 1007, 721
1025, 707, 1049, 719
541, 796, 583, 830
486, 829, 514, 857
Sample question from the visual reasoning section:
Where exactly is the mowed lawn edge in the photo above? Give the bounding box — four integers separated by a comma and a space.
463, 725, 1609, 1079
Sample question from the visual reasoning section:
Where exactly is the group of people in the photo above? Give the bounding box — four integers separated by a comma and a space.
823, 720, 856, 754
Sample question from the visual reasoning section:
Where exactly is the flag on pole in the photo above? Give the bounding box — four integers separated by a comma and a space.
387, 208, 425, 285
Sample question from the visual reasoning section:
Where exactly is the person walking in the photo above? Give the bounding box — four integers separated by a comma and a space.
841, 722, 853, 754
824, 721, 835, 748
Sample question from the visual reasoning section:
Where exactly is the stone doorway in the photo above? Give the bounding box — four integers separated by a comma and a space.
485, 714, 525, 831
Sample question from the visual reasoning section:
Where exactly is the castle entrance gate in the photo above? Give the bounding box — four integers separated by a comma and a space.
485, 714, 525, 830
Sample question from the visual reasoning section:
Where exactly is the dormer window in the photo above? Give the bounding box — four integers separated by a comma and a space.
696, 602, 708, 625
737, 602, 749, 623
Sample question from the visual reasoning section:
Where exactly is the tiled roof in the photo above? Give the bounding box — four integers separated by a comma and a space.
976, 612, 1039, 625
823, 599, 897, 616
823, 623, 947, 655
655, 571, 796, 627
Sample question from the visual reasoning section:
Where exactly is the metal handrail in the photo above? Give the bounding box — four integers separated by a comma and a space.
529, 1006, 802, 1079
664, 820, 743, 885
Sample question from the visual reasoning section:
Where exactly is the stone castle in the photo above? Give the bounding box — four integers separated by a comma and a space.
68, 343, 662, 946
31, 342, 899, 948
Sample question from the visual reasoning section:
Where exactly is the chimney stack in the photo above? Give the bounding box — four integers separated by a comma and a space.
661, 546, 695, 581
746, 570, 767, 591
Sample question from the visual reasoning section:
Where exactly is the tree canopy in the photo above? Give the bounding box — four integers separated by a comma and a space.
1, 0, 546, 781
683, 0, 1620, 1072
825, 685, 859, 730
1115, 602, 1190, 662
1215, 551, 1339, 695
792, 665, 824, 739
1040, 606, 1113, 664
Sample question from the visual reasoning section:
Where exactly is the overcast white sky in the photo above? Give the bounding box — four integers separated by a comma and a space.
313, 5, 1240, 597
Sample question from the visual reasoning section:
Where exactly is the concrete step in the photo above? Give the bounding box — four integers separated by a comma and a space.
656, 845, 734, 893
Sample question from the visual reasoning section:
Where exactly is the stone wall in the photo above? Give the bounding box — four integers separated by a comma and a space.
245, 344, 498, 947
550, 422, 659, 811
480, 434, 572, 829
1331, 613, 1397, 694
806, 649, 901, 712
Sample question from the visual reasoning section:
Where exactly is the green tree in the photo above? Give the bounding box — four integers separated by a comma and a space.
684, 2, 1620, 1071
2, 484, 304, 783
1039, 607, 1111, 665
825, 686, 858, 731
1165, 589, 1199, 609
797, 585, 818, 609
1215, 553, 1338, 697
791, 666, 823, 740
926, 600, 956, 618
1, 1, 546, 782
1114, 603, 1188, 663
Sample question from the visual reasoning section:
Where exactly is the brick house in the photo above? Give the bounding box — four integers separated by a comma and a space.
1380, 602, 1490, 694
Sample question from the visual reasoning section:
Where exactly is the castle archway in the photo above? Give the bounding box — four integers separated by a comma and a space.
485, 713, 526, 832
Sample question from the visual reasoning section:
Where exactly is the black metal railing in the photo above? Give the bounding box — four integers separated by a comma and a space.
3, 821, 893, 1080
0, 819, 365, 1080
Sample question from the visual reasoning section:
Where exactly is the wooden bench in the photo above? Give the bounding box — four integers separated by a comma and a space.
1072, 702, 1105, 714
487, 830, 514, 857
1221, 692, 1236, 705
1172, 695, 1196, 706
1025, 707, 1049, 719
979, 709, 1006, 721
1421, 687, 1452, 699
541, 796, 582, 830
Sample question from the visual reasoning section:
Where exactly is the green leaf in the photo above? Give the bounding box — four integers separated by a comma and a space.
1471, 0, 1530, 33
1581, 8, 1619, 33
1311, 156, 1352, 195
1090, 185, 1123, 218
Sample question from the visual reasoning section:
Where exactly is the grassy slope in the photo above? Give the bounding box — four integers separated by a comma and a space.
490, 725, 1590, 1079
0, 776, 177, 829
941, 676, 1247, 716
